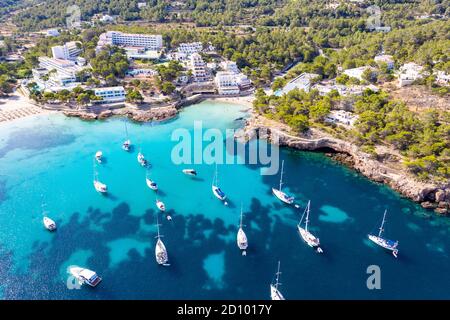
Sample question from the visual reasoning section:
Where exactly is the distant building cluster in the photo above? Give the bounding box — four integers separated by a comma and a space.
397, 62, 424, 87
325, 110, 359, 127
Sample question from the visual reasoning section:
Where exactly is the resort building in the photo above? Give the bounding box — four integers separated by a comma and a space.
35, 57, 84, 89
374, 54, 394, 70
96, 31, 163, 52
397, 62, 424, 87
178, 42, 203, 55
434, 70, 450, 87
220, 60, 240, 74
126, 68, 158, 77
325, 110, 359, 127
93, 86, 126, 103
235, 74, 252, 90
124, 46, 161, 59
313, 83, 379, 96
188, 53, 210, 82
46, 29, 60, 37
343, 66, 374, 81
277, 73, 320, 95
215, 72, 240, 95
51, 41, 82, 61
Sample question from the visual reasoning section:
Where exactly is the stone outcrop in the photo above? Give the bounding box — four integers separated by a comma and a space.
236, 114, 449, 215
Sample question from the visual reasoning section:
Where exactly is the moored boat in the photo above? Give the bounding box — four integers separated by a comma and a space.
270, 261, 285, 300
272, 160, 294, 205
43, 216, 56, 231
297, 200, 323, 253
69, 266, 102, 287
368, 210, 399, 258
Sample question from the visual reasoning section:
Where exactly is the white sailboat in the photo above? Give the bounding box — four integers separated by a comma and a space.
182, 168, 197, 176
122, 122, 131, 151
236, 204, 248, 256
156, 199, 166, 212
298, 201, 323, 253
93, 160, 107, 193
212, 164, 227, 202
368, 210, 399, 258
272, 160, 294, 205
137, 148, 148, 167
95, 151, 103, 164
270, 261, 285, 300
43, 216, 57, 231
155, 216, 170, 266
69, 266, 102, 287
146, 171, 158, 191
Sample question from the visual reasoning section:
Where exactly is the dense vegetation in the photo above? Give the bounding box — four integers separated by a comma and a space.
254, 88, 450, 182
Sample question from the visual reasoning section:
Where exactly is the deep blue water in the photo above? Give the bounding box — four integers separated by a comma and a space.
0, 101, 449, 300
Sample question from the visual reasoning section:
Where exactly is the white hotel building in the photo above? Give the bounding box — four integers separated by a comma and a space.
96, 31, 163, 51
189, 53, 210, 82
51, 41, 82, 61
36, 57, 82, 88
178, 42, 203, 55
215, 72, 240, 95
94, 86, 126, 103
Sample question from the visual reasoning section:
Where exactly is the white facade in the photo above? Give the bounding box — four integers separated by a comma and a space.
374, 55, 394, 70
189, 53, 210, 82
51, 41, 82, 60
126, 68, 158, 77
313, 83, 379, 96
279, 73, 320, 95
434, 71, 449, 87
178, 42, 203, 55
97, 31, 163, 52
215, 72, 240, 95
398, 63, 424, 87
325, 110, 359, 127
343, 67, 373, 81
220, 60, 240, 74
94, 86, 126, 103
37, 57, 82, 87
46, 29, 60, 37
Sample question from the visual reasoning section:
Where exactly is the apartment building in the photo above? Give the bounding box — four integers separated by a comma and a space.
93, 86, 126, 103
215, 71, 240, 95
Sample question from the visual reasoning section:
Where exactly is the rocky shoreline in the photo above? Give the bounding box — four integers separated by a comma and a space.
63, 105, 178, 122
236, 114, 450, 215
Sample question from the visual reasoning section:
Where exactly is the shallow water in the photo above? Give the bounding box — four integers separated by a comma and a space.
0, 101, 448, 299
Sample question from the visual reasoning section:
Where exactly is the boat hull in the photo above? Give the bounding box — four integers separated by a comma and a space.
212, 185, 226, 201
270, 284, 285, 300
146, 178, 158, 191
237, 228, 248, 250
368, 235, 399, 252
298, 226, 320, 248
155, 239, 169, 265
272, 188, 294, 204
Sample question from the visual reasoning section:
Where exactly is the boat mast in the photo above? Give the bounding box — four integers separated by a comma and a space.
156, 214, 162, 239
274, 260, 282, 290
239, 203, 244, 229
125, 121, 128, 140
378, 210, 387, 237
279, 160, 284, 191
305, 200, 311, 232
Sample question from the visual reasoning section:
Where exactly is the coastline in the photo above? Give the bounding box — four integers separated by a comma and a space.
236, 113, 450, 215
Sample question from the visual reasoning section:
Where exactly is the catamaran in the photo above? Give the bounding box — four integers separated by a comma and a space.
69, 266, 102, 287
146, 171, 158, 191
155, 216, 170, 266
95, 151, 103, 164
272, 160, 294, 205
137, 149, 148, 167
182, 169, 197, 176
156, 199, 166, 212
368, 210, 399, 258
212, 164, 227, 202
43, 216, 56, 231
236, 204, 248, 256
270, 261, 285, 300
93, 161, 107, 193
298, 200, 323, 253
122, 122, 131, 151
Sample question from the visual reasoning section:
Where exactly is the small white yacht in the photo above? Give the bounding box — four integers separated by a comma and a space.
43, 216, 56, 231
298, 201, 323, 253
270, 261, 285, 300
272, 160, 294, 205
156, 199, 166, 212
236, 205, 248, 255
212, 164, 226, 202
95, 151, 103, 164
146, 177, 158, 191
368, 210, 399, 258
182, 169, 197, 176
155, 217, 170, 266
69, 266, 102, 287
122, 139, 131, 152
137, 150, 148, 167
94, 180, 107, 193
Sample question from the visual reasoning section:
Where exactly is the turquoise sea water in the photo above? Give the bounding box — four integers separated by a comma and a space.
0, 100, 449, 299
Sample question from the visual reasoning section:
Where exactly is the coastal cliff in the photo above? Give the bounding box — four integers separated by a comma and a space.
236, 114, 450, 215
63, 105, 178, 122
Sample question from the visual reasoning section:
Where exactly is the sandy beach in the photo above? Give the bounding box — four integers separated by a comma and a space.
0, 90, 53, 123
206, 94, 255, 108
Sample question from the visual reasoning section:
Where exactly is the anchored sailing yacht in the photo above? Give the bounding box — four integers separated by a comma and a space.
368, 210, 399, 258
182, 169, 197, 176
298, 201, 323, 253
155, 216, 170, 266
137, 148, 148, 167
122, 122, 131, 151
272, 160, 294, 205
156, 199, 166, 212
270, 261, 285, 300
212, 164, 227, 202
93, 161, 107, 193
236, 204, 248, 256
95, 151, 103, 164
146, 171, 158, 191
43, 216, 56, 231
69, 266, 102, 287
